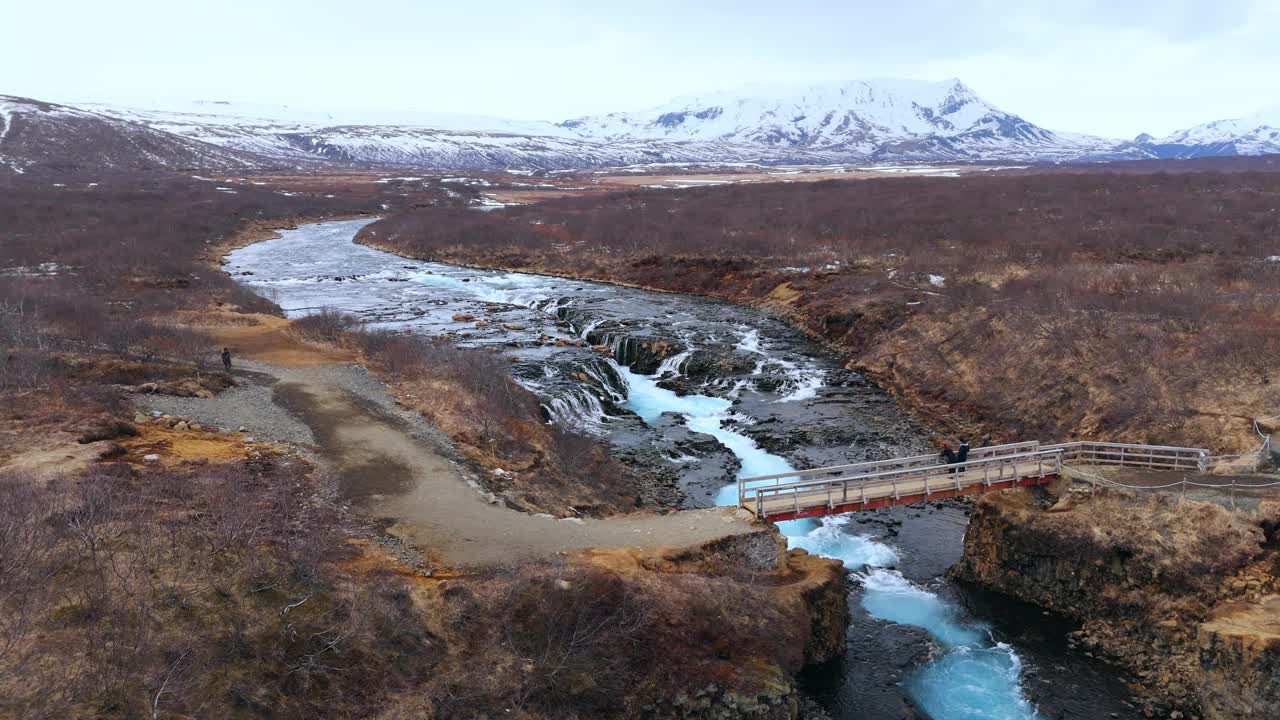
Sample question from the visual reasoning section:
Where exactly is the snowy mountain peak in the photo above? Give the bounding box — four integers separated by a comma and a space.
7, 78, 1279, 175
554, 77, 1116, 162
559, 77, 1003, 145
1143, 103, 1280, 158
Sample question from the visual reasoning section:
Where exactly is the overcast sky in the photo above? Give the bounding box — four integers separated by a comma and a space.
5, 0, 1276, 137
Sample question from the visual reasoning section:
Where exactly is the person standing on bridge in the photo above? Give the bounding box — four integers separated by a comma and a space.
938, 438, 969, 474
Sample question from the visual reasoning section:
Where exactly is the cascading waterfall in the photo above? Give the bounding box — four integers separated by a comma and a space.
542, 389, 610, 429
736, 327, 825, 402
579, 359, 629, 402
579, 317, 606, 336
519, 356, 629, 430
655, 349, 692, 377
228, 219, 1068, 720
617, 334, 1040, 719
412, 267, 1044, 719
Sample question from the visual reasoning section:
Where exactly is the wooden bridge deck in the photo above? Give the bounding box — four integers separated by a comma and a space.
738, 441, 1217, 521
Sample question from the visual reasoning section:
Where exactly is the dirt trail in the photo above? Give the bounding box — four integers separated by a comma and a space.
275, 380, 757, 567
161, 314, 763, 568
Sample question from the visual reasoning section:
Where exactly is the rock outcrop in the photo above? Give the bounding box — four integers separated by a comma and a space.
954, 488, 1280, 718
589, 528, 850, 719
1198, 596, 1280, 718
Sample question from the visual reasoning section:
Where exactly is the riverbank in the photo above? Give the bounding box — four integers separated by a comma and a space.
210, 219, 855, 716
954, 485, 1280, 718
227, 218, 1153, 718
354, 173, 1280, 455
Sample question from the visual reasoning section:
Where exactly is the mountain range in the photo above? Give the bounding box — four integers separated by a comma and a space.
2, 79, 1277, 174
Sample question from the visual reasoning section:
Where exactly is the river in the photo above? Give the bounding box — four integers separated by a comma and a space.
226, 218, 1135, 719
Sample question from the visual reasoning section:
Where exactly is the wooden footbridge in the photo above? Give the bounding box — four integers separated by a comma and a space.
737, 440, 1220, 521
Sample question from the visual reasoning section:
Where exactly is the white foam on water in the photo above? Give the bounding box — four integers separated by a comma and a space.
910, 644, 1039, 720
776, 365, 824, 402
615, 363, 901, 571
736, 328, 764, 355
861, 569, 987, 647
656, 350, 692, 377
861, 569, 1041, 719
735, 327, 824, 402
787, 515, 900, 567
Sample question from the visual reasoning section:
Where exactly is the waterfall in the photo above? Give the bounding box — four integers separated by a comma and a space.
227, 220, 1048, 720
656, 349, 692, 377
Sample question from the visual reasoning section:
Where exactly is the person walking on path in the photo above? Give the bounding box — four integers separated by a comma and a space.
221, 347, 232, 373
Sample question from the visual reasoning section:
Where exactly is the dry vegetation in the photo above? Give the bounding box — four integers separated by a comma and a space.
0, 458, 437, 719
0, 172, 846, 718
359, 168, 1280, 452
1, 455, 838, 719
0, 172, 415, 467
291, 309, 643, 516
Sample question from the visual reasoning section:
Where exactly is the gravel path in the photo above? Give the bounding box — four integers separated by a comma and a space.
1065, 465, 1280, 511
138, 358, 763, 568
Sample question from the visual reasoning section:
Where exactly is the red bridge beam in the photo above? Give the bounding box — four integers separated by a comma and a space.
760, 474, 1058, 522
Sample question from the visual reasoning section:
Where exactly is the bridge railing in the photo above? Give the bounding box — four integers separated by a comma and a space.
1040, 441, 1208, 471
736, 441, 1039, 507
741, 449, 1064, 520
736, 437, 1273, 519
1201, 452, 1265, 474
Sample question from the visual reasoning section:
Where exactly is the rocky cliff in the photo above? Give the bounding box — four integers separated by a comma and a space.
575, 528, 848, 720
953, 488, 1280, 718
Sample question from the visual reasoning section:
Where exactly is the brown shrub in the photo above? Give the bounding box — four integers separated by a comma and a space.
0, 460, 437, 720
501, 566, 654, 716
290, 306, 363, 343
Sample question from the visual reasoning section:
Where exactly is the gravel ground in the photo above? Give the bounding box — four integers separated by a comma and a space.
135, 361, 317, 447
134, 359, 458, 462
1064, 465, 1280, 512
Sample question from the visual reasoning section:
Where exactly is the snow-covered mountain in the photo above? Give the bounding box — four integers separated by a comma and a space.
70, 99, 830, 170
1134, 106, 1280, 159
559, 78, 1127, 162
69, 79, 1137, 168
0, 95, 269, 175
5, 80, 1279, 174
